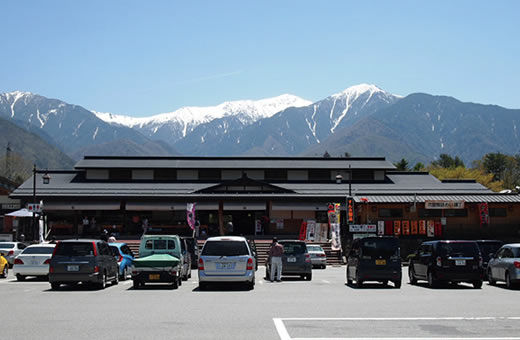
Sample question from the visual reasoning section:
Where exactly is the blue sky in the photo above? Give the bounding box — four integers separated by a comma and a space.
1, 1, 519, 116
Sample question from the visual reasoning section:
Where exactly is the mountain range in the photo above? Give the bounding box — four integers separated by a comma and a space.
1, 84, 519, 170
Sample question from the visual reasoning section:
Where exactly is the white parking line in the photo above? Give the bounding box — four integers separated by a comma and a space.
273, 317, 520, 340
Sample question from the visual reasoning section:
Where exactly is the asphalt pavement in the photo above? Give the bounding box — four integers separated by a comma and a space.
1, 266, 519, 340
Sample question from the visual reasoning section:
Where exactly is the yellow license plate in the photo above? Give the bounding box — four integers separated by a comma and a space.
149, 274, 160, 280
375, 259, 386, 265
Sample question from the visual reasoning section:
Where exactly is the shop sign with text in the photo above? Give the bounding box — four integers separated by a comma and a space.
424, 200, 464, 209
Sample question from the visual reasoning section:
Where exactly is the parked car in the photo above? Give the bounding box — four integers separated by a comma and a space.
12, 243, 56, 281
198, 236, 256, 290
409, 240, 483, 289
132, 235, 184, 289
266, 240, 312, 281
179, 238, 192, 280
306, 244, 327, 269
346, 236, 401, 288
182, 236, 200, 269
0, 251, 8, 278
0, 242, 27, 267
49, 239, 119, 290
476, 240, 503, 279
487, 243, 520, 289
109, 242, 135, 280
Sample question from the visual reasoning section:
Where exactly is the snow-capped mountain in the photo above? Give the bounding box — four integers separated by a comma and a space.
94, 94, 312, 144
173, 84, 402, 155
0, 92, 177, 159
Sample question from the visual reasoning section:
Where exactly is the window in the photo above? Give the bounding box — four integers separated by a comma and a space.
418, 209, 442, 218
379, 208, 403, 218
489, 208, 507, 217
265, 169, 287, 181
154, 169, 177, 181
109, 169, 131, 180
21, 247, 54, 255
55, 242, 94, 256
199, 169, 221, 180
308, 169, 330, 181
201, 241, 249, 256
281, 242, 306, 255
444, 209, 468, 217
352, 170, 373, 181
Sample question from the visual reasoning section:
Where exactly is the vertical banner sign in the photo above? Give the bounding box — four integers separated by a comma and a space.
394, 220, 401, 236
255, 219, 262, 234
419, 220, 426, 235
478, 203, 490, 227
306, 220, 316, 241
402, 220, 410, 235
328, 203, 341, 251
385, 220, 393, 235
299, 221, 307, 241
434, 222, 442, 237
427, 220, 435, 237
411, 220, 418, 235
377, 221, 385, 236
186, 203, 196, 230
314, 223, 322, 242
347, 197, 354, 224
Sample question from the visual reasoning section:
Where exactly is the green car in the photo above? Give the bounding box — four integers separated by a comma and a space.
132, 235, 185, 289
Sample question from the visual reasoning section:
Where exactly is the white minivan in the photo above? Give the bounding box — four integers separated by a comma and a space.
198, 236, 255, 290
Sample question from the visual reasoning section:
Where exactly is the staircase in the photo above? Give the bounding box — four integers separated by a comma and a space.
124, 239, 343, 266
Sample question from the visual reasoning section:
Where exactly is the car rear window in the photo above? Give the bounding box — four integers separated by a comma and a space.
282, 242, 306, 255
202, 241, 249, 256
145, 239, 176, 250
0, 243, 15, 248
306, 245, 323, 252
110, 246, 121, 256
361, 239, 399, 259
439, 242, 479, 256
54, 242, 94, 256
512, 247, 520, 257
21, 247, 54, 255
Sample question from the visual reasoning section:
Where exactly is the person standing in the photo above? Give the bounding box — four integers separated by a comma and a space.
268, 237, 284, 282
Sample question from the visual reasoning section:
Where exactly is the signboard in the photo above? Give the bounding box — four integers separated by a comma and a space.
402, 220, 410, 235
306, 220, 316, 241
27, 203, 42, 213
419, 220, 426, 234
427, 220, 435, 237
478, 203, 489, 227
425, 200, 464, 209
349, 224, 376, 233
347, 197, 354, 223
411, 221, 418, 235
394, 220, 401, 236
0, 234, 13, 241
255, 219, 262, 233
377, 221, 385, 236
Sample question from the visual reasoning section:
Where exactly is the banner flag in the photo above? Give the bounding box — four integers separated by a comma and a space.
402, 220, 410, 235
306, 220, 316, 241
394, 220, 401, 236
411, 221, 418, 235
377, 221, 385, 236
186, 203, 196, 230
427, 220, 435, 237
419, 220, 426, 235
331, 223, 341, 251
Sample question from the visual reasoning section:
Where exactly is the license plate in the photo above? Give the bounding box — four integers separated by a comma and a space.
288, 257, 296, 263
149, 274, 160, 280
67, 265, 79, 271
455, 260, 466, 266
375, 259, 386, 265
216, 262, 235, 270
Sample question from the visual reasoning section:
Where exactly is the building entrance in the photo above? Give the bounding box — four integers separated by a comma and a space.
224, 211, 264, 236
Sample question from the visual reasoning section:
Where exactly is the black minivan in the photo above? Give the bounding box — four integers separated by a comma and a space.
346, 236, 401, 288
408, 240, 483, 288
49, 239, 119, 290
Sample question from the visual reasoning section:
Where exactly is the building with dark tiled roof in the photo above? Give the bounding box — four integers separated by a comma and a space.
10, 156, 520, 241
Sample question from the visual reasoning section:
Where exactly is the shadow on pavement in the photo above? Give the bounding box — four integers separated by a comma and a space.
345, 282, 397, 289
407, 282, 476, 290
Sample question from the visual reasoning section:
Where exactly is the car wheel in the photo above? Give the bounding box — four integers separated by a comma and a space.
305, 274, 312, 281
506, 272, 515, 289
16, 274, 25, 281
322, 264, 327, 269
98, 272, 106, 290
381, 280, 388, 286
408, 266, 417, 285
112, 272, 119, 285
488, 269, 495, 285
50, 282, 60, 290
132, 280, 140, 289
394, 280, 402, 289
473, 280, 483, 289
427, 271, 438, 288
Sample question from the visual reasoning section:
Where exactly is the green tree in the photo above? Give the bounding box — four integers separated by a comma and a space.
394, 158, 409, 171
428, 166, 503, 192
413, 162, 425, 171
431, 154, 464, 168
482, 152, 508, 181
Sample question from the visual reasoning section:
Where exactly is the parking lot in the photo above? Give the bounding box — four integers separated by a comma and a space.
1, 266, 519, 339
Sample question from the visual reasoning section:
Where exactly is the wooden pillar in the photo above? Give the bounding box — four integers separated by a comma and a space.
218, 200, 224, 235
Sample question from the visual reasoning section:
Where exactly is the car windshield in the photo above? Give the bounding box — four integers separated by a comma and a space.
361, 239, 399, 259
21, 247, 54, 255
439, 242, 479, 256
54, 242, 94, 256
0, 243, 15, 249
202, 241, 249, 256
282, 242, 306, 255
477, 242, 503, 261
306, 245, 323, 252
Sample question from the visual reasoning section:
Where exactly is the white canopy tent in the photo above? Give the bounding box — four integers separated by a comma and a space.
5, 208, 39, 217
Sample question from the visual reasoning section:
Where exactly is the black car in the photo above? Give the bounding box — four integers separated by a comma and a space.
409, 240, 483, 288
182, 237, 199, 269
346, 236, 402, 288
475, 240, 503, 279
266, 240, 312, 280
49, 239, 119, 290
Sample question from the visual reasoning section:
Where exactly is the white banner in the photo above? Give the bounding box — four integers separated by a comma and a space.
425, 200, 464, 209
377, 221, 385, 236
330, 223, 341, 251
349, 224, 377, 233
427, 220, 435, 237
306, 220, 316, 241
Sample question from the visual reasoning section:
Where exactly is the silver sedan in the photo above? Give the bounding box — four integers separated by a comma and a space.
487, 243, 520, 289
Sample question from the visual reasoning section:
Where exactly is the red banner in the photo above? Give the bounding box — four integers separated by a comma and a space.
478, 203, 489, 227
394, 220, 401, 236
411, 221, 418, 235
419, 220, 426, 235
402, 220, 410, 235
